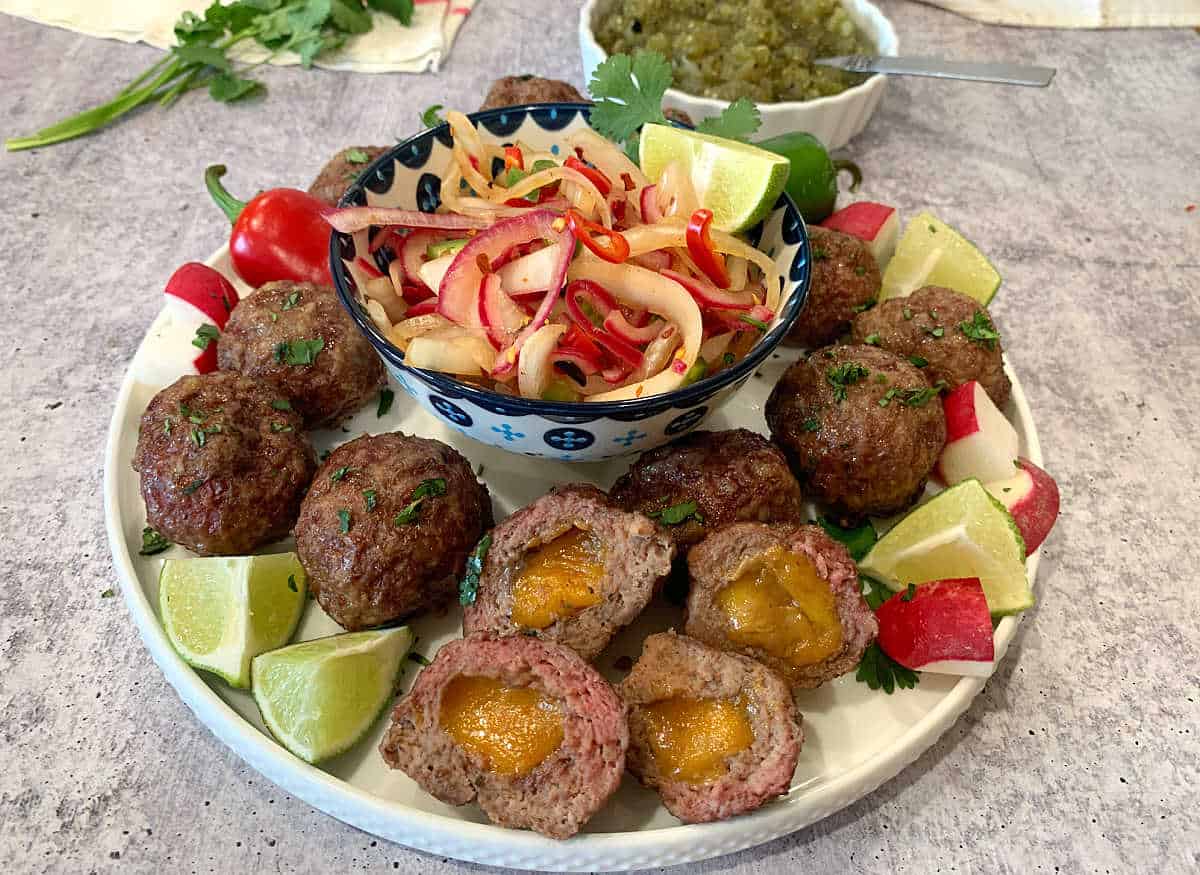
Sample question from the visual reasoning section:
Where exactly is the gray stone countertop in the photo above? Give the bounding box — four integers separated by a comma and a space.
0, 1, 1197, 872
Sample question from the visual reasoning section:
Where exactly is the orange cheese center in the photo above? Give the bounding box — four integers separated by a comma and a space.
439, 676, 564, 777
510, 527, 605, 629
641, 697, 754, 784
715, 545, 843, 673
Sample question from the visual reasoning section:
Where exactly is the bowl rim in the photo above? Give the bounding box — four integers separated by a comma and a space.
329, 102, 811, 418
578, 0, 899, 115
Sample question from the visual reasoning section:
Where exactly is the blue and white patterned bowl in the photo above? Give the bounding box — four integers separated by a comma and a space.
329, 103, 811, 461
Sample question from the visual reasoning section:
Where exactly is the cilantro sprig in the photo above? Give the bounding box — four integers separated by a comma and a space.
588, 50, 762, 157
856, 642, 919, 694
458, 534, 493, 606
6, 1, 415, 152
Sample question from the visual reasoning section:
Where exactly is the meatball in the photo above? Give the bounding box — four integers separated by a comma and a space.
295, 433, 492, 630
610, 429, 805, 553
479, 75, 586, 110
766, 344, 946, 519
308, 146, 389, 207
788, 226, 880, 348
620, 631, 801, 823
131, 372, 316, 555
851, 285, 1011, 407
379, 632, 627, 839
462, 484, 674, 661
685, 523, 877, 688
218, 281, 386, 429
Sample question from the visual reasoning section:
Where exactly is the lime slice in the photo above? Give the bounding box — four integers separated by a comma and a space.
159, 553, 307, 688
639, 123, 791, 233
859, 480, 1033, 616
879, 212, 1002, 305
251, 627, 413, 764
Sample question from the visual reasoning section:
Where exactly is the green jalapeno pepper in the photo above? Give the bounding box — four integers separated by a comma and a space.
756, 132, 862, 224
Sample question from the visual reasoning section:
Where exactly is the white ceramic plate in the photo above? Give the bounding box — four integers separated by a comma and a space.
104, 247, 1042, 871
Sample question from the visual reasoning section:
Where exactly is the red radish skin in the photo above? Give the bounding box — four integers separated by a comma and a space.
938, 381, 1020, 484
325, 207, 491, 234
193, 342, 218, 374
876, 578, 995, 676
662, 269, 755, 311
164, 262, 240, 329
400, 230, 449, 292
639, 184, 663, 223
943, 381, 981, 441
820, 202, 900, 267
987, 457, 1060, 553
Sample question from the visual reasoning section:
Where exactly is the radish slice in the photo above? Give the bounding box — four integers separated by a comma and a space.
639, 185, 663, 224
517, 324, 568, 398
401, 230, 448, 291
164, 262, 240, 328
418, 253, 455, 293
325, 207, 491, 234
876, 578, 995, 677
566, 256, 702, 402
193, 343, 218, 374
662, 269, 756, 311
497, 244, 565, 295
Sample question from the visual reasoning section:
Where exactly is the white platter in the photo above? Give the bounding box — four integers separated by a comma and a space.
104, 246, 1041, 871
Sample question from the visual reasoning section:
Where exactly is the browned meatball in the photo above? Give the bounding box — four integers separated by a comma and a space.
218, 281, 386, 429
132, 372, 316, 555
788, 227, 880, 348
610, 429, 805, 553
479, 75, 586, 110
766, 344, 946, 520
308, 146, 389, 207
296, 433, 493, 631
851, 285, 1011, 407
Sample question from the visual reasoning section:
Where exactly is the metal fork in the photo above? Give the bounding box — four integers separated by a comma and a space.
816, 55, 1056, 87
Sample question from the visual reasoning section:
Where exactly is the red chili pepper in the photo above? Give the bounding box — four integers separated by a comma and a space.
566, 209, 630, 264
205, 165, 332, 288
620, 172, 636, 192
686, 208, 730, 289
564, 280, 643, 367
564, 156, 612, 197
503, 146, 524, 171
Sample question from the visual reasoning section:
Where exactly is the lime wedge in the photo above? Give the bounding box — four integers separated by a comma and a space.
251, 627, 413, 764
159, 553, 307, 688
880, 212, 1002, 305
859, 480, 1033, 616
639, 123, 791, 232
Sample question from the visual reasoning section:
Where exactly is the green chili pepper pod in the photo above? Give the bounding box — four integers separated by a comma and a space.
756, 132, 862, 225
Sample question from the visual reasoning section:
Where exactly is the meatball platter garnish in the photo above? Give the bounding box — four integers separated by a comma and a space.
127, 67, 1062, 840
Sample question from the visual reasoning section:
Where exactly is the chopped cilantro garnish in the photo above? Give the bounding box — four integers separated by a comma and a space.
275, 338, 325, 365
330, 466, 354, 482
271, 398, 293, 411
182, 478, 206, 494
802, 417, 821, 432
362, 489, 378, 512
287, 574, 298, 593
191, 323, 219, 351
270, 422, 293, 433
190, 427, 206, 448
826, 362, 870, 402
420, 104, 445, 128
908, 355, 929, 367
738, 313, 769, 332
138, 527, 171, 556
864, 332, 881, 346
900, 381, 948, 407
722, 352, 736, 366
901, 583, 918, 602
854, 265, 867, 277
458, 534, 493, 606
811, 247, 828, 261
852, 299, 876, 314
924, 326, 945, 339
819, 516, 877, 561
344, 148, 371, 164
337, 509, 351, 534
281, 291, 301, 310
101, 589, 115, 598
959, 311, 1001, 349
377, 387, 395, 418
647, 501, 704, 526
902, 307, 914, 321
393, 477, 447, 526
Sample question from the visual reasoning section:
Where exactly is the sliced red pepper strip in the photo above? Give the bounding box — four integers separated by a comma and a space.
566, 209, 630, 264
686, 208, 730, 289
564, 156, 612, 197
564, 280, 644, 367
503, 146, 524, 171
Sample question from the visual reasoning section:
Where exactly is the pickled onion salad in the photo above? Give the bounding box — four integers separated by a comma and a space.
327, 111, 783, 403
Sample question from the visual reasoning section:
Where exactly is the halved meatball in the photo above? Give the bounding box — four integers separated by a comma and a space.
462, 484, 674, 661
787, 226, 880, 348
308, 146, 389, 207
379, 632, 628, 839
620, 631, 802, 823
766, 344, 946, 519
295, 433, 492, 630
480, 75, 586, 110
218, 281, 386, 429
851, 285, 1011, 407
132, 372, 316, 555
685, 523, 877, 689
609, 429, 805, 554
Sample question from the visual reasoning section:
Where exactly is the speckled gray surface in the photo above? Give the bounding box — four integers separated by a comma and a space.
1, 1, 1198, 872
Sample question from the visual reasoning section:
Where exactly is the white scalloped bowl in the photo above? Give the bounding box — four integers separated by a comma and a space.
579, 0, 899, 149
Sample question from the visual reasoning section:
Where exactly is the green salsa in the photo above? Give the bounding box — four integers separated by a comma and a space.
594, 0, 876, 103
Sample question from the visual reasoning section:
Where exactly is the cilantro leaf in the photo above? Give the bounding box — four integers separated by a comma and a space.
458, 534, 492, 606
826, 362, 870, 402
588, 51, 671, 145
694, 97, 761, 141
393, 478, 447, 525
174, 43, 232, 72
138, 527, 172, 556
274, 337, 325, 365
376, 387, 394, 417
818, 516, 877, 561
191, 323, 219, 351
859, 575, 891, 611
344, 147, 371, 164
420, 104, 445, 128
209, 72, 264, 103
959, 310, 1001, 349
856, 642, 919, 694
368, 0, 415, 26
330, 0, 372, 33
338, 508, 352, 533
647, 501, 704, 526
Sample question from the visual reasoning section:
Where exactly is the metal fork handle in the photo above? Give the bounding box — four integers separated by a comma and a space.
837, 55, 1055, 87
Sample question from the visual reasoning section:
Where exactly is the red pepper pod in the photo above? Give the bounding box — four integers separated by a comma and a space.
565, 209, 630, 264
205, 165, 333, 289
564, 156, 613, 197
686, 208, 730, 289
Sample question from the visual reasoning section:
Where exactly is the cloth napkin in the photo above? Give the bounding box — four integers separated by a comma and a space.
918, 0, 1200, 28
0, 0, 478, 72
